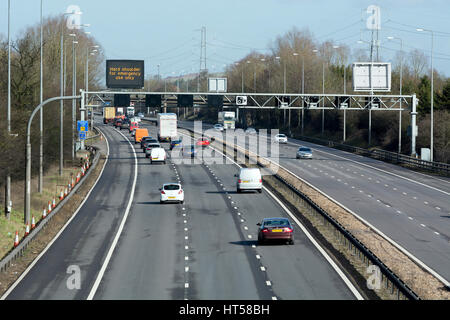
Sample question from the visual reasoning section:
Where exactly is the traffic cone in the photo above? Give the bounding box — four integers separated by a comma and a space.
42, 206, 47, 219
48, 201, 52, 213
64, 187, 68, 197
14, 231, 19, 247
60, 189, 64, 201
25, 224, 30, 236
52, 197, 56, 209
86, 160, 90, 170
81, 166, 85, 177
69, 181, 72, 192
31, 216, 36, 229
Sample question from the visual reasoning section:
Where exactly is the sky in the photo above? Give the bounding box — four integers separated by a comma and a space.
1, 0, 450, 79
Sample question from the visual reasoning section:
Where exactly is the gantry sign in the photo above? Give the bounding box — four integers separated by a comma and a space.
82, 90, 418, 156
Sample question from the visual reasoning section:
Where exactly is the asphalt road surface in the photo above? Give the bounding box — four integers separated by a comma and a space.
3, 119, 358, 300
178, 119, 450, 285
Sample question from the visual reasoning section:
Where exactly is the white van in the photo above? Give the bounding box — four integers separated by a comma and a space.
236, 168, 262, 193
150, 147, 167, 164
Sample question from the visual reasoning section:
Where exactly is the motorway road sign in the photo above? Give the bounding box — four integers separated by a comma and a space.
77, 121, 89, 133
79, 132, 87, 141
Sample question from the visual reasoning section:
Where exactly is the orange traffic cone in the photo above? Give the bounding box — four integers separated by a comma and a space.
14, 231, 19, 247
31, 216, 36, 229
86, 160, 90, 170
52, 197, 56, 209
25, 224, 30, 236
59, 189, 64, 201
42, 206, 47, 219
71, 177, 75, 188
64, 187, 68, 197
48, 201, 52, 214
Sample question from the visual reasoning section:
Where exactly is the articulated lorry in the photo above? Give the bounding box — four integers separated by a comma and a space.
103, 107, 116, 124
157, 113, 178, 142
218, 111, 236, 130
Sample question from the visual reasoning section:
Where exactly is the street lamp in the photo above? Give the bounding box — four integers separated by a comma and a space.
417, 28, 434, 161
332, 45, 348, 142
59, 10, 82, 175
69, 34, 78, 160
387, 36, 404, 154
313, 49, 326, 136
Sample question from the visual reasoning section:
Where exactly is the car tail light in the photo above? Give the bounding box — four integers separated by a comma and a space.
161, 190, 165, 195
262, 228, 269, 233
284, 227, 293, 233
259, 179, 262, 183
238, 179, 242, 183
178, 190, 183, 194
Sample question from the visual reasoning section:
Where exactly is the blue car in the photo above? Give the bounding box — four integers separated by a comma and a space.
170, 139, 183, 150
183, 145, 198, 158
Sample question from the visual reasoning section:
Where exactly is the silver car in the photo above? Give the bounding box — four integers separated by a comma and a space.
296, 147, 313, 159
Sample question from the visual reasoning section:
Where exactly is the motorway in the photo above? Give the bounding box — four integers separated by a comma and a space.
2, 118, 358, 300
178, 120, 450, 285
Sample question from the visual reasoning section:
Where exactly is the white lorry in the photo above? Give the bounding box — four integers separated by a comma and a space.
218, 111, 236, 130
127, 106, 135, 117
157, 113, 178, 142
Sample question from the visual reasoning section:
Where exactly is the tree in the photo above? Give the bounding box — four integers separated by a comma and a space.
417, 75, 431, 115
436, 80, 450, 111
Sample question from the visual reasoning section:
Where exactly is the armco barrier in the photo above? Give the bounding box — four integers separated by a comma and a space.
0, 147, 101, 273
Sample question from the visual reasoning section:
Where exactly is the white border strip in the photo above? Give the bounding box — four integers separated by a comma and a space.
87, 128, 138, 300
1, 128, 110, 300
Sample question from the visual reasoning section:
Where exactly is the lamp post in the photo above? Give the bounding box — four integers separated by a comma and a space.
313, 49, 325, 136
70, 34, 78, 160
333, 45, 348, 142
417, 28, 434, 161
387, 36, 404, 154
38, 0, 44, 193
5, 0, 11, 218
59, 10, 82, 175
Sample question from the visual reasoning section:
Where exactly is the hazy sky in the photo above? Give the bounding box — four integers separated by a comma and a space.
1, 0, 449, 78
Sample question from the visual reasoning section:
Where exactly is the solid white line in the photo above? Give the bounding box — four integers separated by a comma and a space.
87, 128, 138, 300
263, 186, 364, 300
1, 126, 110, 300
204, 139, 364, 300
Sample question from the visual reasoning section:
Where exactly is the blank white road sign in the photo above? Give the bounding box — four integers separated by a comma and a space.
353, 62, 391, 92
208, 78, 227, 92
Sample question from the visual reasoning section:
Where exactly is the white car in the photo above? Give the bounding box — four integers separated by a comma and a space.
145, 143, 161, 158
150, 147, 167, 164
236, 168, 262, 193
274, 134, 288, 144
160, 183, 184, 204
214, 124, 224, 131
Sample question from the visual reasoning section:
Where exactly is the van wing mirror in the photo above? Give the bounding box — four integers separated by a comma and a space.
256, 223, 261, 226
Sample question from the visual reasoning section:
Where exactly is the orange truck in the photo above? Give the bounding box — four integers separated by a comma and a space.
134, 128, 149, 144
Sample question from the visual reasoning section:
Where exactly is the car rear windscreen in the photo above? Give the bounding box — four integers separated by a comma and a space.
164, 185, 180, 191
264, 220, 289, 227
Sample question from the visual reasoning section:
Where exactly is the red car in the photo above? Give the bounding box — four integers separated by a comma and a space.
257, 218, 294, 245
129, 122, 139, 133
196, 138, 210, 147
